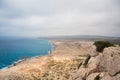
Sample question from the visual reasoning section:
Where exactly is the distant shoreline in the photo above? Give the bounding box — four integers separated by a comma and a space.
1, 54, 51, 70
0, 40, 54, 70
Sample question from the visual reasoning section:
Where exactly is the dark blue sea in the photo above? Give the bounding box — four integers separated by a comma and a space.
0, 37, 52, 69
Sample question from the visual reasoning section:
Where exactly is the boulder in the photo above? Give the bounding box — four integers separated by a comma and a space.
99, 47, 120, 76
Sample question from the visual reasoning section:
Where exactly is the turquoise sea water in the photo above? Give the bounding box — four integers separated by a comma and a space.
0, 37, 52, 69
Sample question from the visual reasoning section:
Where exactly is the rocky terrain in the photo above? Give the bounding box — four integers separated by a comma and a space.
0, 40, 120, 80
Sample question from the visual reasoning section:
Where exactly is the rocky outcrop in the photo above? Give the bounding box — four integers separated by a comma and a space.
70, 46, 120, 80
99, 47, 120, 76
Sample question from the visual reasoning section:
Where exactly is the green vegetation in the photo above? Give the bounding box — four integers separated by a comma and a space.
94, 41, 114, 52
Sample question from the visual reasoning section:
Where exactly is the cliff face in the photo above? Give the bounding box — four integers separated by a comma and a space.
0, 40, 120, 80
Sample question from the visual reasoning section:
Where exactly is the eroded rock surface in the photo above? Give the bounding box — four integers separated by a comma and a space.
99, 47, 120, 76
70, 46, 120, 80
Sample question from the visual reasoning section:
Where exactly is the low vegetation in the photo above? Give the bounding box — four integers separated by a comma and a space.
41, 58, 82, 80
94, 41, 114, 52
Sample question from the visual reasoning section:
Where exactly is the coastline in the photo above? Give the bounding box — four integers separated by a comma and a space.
1, 54, 51, 70
0, 40, 54, 70
0, 40, 120, 80
0, 40, 95, 71
0, 40, 97, 79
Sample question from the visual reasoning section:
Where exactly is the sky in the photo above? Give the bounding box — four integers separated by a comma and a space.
0, 0, 120, 37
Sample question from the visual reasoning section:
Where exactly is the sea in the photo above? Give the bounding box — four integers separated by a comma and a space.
0, 37, 53, 69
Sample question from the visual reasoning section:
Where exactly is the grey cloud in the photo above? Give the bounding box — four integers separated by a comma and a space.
0, 0, 120, 37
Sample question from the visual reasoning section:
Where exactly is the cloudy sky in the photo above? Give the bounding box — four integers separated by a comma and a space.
0, 0, 120, 37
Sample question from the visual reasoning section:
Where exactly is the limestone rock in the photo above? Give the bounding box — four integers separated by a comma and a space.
99, 47, 120, 76
86, 73, 100, 80
100, 72, 120, 80
75, 77, 83, 80
70, 56, 100, 80
87, 56, 100, 74
70, 46, 120, 80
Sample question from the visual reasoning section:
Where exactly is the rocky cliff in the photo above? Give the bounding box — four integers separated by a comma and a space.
70, 47, 120, 80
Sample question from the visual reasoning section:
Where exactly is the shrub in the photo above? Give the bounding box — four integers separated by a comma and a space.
94, 41, 114, 52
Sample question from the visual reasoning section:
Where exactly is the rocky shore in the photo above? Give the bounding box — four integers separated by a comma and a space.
0, 40, 120, 80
